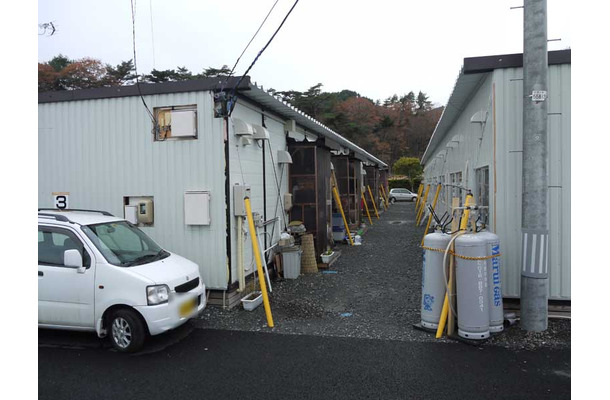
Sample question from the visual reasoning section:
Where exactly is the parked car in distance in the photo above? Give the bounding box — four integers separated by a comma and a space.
38, 209, 206, 352
388, 188, 418, 203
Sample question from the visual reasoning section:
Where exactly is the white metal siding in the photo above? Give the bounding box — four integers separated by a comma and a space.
38, 92, 229, 289
228, 101, 289, 285
423, 64, 570, 300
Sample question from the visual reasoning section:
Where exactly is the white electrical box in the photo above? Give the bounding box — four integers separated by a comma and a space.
233, 184, 251, 216
124, 205, 138, 224
283, 193, 293, 212
184, 191, 211, 225
170, 110, 197, 138
124, 196, 154, 225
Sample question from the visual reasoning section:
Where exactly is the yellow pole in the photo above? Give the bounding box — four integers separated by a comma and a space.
435, 193, 474, 338
332, 186, 354, 246
421, 183, 442, 246
367, 185, 380, 220
447, 197, 460, 336
244, 197, 274, 328
361, 193, 373, 225
380, 185, 389, 208
415, 183, 424, 210
416, 184, 430, 225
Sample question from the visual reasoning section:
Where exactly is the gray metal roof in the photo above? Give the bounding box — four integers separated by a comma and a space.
421, 49, 571, 165
38, 77, 387, 169
420, 69, 487, 165
242, 84, 388, 169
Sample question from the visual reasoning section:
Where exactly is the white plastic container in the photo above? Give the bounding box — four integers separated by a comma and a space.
241, 291, 263, 311
282, 248, 302, 279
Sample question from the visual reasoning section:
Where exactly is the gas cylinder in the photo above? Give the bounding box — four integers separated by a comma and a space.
420, 231, 451, 329
455, 233, 490, 340
476, 230, 504, 333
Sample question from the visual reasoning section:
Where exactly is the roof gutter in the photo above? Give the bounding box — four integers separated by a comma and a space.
243, 84, 388, 169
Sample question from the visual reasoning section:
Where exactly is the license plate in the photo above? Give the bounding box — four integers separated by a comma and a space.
179, 298, 196, 317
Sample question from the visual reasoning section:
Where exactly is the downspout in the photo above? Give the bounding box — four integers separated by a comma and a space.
262, 113, 268, 252
224, 117, 233, 288
236, 215, 245, 292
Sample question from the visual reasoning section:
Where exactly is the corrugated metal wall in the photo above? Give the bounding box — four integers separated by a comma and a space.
38, 92, 229, 289
228, 101, 289, 285
423, 64, 570, 300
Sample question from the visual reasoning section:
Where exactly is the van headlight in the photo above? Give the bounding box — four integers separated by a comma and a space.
147, 285, 170, 305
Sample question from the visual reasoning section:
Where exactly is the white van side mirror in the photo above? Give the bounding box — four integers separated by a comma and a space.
64, 249, 84, 273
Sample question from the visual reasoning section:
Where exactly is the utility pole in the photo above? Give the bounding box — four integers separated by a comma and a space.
520, 0, 548, 331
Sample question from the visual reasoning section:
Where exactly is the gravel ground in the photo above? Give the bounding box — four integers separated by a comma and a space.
195, 202, 570, 351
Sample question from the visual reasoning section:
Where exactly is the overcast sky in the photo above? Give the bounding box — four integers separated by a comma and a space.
38, 0, 571, 106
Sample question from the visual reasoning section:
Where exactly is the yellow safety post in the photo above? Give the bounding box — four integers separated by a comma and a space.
367, 185, 380, 220
415, 183, 424, 210
332, 186, 354, 246
447, 197, 460, 336
244, 197, 274, 328
361, 193, 373, 226
435, 193, 474, 338
380, 185, 389, 208
416, 184, 430, 225
421, 183, 442, 246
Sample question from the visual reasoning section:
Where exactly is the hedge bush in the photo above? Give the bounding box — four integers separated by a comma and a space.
388, 177, 421, 191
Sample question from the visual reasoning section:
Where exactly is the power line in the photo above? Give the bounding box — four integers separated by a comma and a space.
130, 0, 158, 136
149, 0, 156, 69
225, 0, 280, 86
228, 0, 300, 116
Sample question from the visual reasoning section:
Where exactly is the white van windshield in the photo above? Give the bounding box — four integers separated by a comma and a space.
81, 221, 169, 267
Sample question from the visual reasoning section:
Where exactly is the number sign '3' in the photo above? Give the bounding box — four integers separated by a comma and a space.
52, 192, 70, 210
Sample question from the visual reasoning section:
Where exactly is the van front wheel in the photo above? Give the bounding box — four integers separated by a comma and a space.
109, 309, 146, 353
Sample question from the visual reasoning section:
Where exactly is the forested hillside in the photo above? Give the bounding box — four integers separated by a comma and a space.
270, 84, 442, 166
39, 55, 442, 166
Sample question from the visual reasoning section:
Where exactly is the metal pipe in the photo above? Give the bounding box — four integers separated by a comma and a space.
236, 216, 245, 292
244, 197, 274, 328
521, 0, 549, 332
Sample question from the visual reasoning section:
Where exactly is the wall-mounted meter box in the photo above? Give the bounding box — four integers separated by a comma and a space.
124, 196, 154, 225
137, 198, 154, 224
233, 184, 251, 216
184, 191, 211, 225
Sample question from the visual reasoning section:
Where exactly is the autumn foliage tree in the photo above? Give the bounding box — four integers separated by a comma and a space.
38, 54, 231, 91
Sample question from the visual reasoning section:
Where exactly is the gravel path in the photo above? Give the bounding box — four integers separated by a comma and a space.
195, 202, 570, 350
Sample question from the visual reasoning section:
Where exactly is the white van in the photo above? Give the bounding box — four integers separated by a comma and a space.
38, 209, 206, 352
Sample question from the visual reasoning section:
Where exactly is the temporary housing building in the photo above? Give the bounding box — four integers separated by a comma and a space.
421, 50, 570, 300
38, 77, 387, 303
